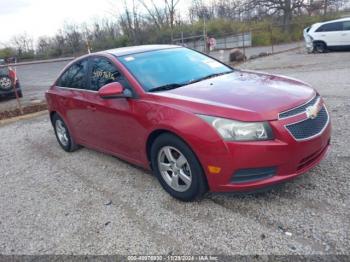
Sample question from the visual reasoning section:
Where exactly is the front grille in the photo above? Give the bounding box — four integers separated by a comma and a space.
279, 95, 319, 119
286, 106, 329, 140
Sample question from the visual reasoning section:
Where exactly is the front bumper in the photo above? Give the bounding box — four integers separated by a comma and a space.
202, 111, 331, 192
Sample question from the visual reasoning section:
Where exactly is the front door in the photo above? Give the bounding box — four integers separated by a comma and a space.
82, 56, 144, 163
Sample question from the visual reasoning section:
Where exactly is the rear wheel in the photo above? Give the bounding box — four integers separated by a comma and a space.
0, 76, 12, 90
151, 133, 207, 201
52, 114, 80, 152
314, 42, 327, 53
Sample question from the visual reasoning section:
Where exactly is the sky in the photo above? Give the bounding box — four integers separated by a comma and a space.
0, 0, 190, 46
0, 0, 117, 45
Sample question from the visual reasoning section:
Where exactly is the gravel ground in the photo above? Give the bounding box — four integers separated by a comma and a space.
0, 50, 349, 256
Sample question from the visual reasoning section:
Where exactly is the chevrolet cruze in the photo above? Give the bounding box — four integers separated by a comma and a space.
46, 45, 331, 201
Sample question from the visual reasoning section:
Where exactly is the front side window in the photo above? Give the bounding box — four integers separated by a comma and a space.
316, 22, 343, 32
90, 57, 121, 91
118, 48, 232, 92
57, 59, 88, 89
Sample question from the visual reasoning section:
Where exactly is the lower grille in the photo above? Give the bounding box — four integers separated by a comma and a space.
231, 167, 276, 184
285, 106, 329, 140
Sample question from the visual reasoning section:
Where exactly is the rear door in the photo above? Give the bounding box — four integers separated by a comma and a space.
55, 58, 91, 142
341, 20, 350, 46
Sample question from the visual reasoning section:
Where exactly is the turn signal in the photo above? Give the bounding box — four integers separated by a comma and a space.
208, 165, 221, 174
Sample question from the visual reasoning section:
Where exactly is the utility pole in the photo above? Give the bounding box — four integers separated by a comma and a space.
203, 17, 207, 53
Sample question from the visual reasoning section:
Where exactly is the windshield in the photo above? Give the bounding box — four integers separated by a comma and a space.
119, 47, 233, 92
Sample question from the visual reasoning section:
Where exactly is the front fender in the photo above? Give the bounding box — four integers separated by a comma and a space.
139, 100, 230, 189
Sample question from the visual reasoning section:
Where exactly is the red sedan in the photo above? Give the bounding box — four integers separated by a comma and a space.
45, 45, 331, 201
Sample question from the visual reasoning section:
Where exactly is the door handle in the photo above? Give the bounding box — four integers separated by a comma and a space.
341, 33, 347, 36
87, 105, 96, 111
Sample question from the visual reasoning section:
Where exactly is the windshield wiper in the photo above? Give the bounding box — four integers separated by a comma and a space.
185, 71, 233, 85
148, 83, 183, 92
148, 70, 233, 92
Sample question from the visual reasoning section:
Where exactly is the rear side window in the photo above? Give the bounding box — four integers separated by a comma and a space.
316, 22, 343, 32
343, 21, 350, 31
57, 59, 88, 89
90, 57, 121, 91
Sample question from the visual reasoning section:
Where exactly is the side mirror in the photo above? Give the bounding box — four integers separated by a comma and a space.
98, 82, 131, 99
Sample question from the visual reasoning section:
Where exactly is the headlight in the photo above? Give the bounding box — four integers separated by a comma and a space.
198, 115, 274, 141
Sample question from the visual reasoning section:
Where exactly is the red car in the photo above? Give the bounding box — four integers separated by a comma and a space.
46, 45, 331, 201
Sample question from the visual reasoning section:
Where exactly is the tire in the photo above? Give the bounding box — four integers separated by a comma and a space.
151, 133, 208, 201
52, 114, 80, 152
314, 42, 327, 53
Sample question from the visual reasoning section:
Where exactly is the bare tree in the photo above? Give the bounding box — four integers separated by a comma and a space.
165, 0, 180, 29
11, 33, 34, 55
190, 0, 216, 20
119, 0, 141, 44
138, 0, 167, 29
248, 0, 306, 31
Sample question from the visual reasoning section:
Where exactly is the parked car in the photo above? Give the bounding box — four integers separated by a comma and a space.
46, 45, 331, 201
0, 59, 22, 98
304, 17, 350, 53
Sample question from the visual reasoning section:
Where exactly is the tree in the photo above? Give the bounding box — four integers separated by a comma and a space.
248, 0, 305, 31
11, 33, 34, 55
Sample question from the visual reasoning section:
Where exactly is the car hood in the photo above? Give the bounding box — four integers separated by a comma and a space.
149, 70, 315, 121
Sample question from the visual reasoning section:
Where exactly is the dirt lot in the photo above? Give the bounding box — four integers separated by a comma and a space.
0, 50, 349, 256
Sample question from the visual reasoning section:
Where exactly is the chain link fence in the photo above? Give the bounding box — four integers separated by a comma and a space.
172, 22, 308, 63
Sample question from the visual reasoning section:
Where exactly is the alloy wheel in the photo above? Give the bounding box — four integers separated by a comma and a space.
157, 146, 192, 192
55, 119, 69, 147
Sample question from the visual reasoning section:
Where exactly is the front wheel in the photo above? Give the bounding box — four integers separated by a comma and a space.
151, 133, 208, 201
314, 42, 327, 53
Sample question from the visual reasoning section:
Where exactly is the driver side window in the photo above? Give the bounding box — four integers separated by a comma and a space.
89, 57, 121, 91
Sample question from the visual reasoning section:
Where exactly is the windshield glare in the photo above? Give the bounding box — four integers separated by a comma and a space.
119, 48, 232, 91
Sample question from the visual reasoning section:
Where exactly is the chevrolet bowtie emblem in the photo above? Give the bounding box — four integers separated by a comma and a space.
306, 99, 321, 119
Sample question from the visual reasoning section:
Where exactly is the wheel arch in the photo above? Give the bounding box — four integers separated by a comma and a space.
146, 129, 177, 168
49, 111, 57, 124
313, 40, 328, 48
145, 128, 209, 190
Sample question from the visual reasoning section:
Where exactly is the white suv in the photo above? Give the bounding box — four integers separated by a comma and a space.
304, 17, 350, 53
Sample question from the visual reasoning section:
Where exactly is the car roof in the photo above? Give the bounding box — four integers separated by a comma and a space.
103, 44, 181, 57
317, 17, 350, 25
